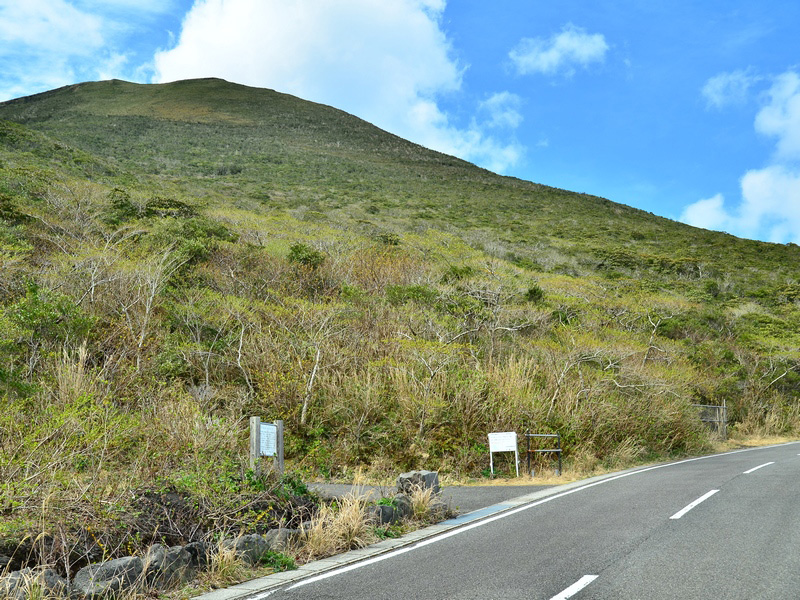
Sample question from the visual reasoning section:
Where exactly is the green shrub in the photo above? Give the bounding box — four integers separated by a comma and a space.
288, 242, 325, 269
524, 283, 545, 303
340, 283, 366, 301
104, 187, 139, 225
146, 217, 237, 263
505, 252, 542, 271
144, 196, 196, 218
0, 192, 29, 224
704, 280, 721, 299
4, 283, 92, 346
213, 164, 243, 176
777, 284, 800, 304
375, 232, 400, 246
260, 550, 296, 572
441, 265, 474, 283
0, 284, 93, 396
551, 305, 578, 325
279, 472, 311, 497
386, 284, 438, 306
657, 310, 728, 342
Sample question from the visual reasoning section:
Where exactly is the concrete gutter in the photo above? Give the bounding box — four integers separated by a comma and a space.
191, 471, 627, 600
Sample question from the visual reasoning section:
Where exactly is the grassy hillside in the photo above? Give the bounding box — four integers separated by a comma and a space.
0, 78, 798, 568
5, 78, 798, 288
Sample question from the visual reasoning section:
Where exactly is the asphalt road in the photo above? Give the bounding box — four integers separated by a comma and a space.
268, 442, 800, 599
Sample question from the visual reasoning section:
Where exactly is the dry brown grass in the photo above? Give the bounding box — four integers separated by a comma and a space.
52, 342, 95, 407
408, 485, 435, 521
0, 571, 52, 600
195, 541, 250, 591
712, 433, 798, 453
299, 493, 376, 561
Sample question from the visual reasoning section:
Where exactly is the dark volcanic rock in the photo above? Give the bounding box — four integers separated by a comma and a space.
71, 556, 143, 599
0, 568, 68, 600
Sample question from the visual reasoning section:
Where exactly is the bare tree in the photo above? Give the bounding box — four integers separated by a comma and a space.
116, 245, 188, 371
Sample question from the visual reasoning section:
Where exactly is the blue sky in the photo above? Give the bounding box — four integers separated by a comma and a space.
2, 1, 800, 244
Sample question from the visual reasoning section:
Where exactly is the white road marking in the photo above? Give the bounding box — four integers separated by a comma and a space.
744, 461, 775, 474
276, 442, 798, 592
550, 575, 599, 599
670, 489, 719, 520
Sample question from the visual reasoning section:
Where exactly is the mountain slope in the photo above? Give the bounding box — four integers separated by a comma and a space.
4, 78, 797, 290
0, 80, 799, 556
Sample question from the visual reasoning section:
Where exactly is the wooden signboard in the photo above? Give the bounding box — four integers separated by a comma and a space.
249, 417, 284, 475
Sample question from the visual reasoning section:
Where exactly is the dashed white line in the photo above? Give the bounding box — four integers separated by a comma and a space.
550, 575, 599, 600
270, 443, 796, 593
670, 489, 719, 520
744, 462, 775, 474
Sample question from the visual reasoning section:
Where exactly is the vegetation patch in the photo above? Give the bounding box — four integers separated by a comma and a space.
0, 80, 798, 585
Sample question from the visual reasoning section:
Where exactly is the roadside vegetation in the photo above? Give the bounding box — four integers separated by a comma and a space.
0, 79, 798, 582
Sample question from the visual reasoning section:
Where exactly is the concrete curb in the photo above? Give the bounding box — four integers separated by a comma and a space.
190, 470, 634, 600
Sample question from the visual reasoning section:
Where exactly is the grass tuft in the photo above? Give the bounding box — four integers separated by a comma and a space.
299, 493, 375, 561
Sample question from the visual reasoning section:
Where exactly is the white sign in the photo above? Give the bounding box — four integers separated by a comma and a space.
488, 431, 518, 453
260, 422, 277, 457
488, 431, 519, 477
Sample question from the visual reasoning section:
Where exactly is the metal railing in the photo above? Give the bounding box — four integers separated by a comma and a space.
691, 403, 728, 440
525, 431, 562, 476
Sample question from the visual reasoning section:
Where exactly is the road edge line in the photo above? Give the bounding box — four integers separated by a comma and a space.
192, 441, 799, 600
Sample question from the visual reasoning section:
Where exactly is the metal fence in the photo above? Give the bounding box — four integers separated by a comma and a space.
525, 431, 562, 476
691, 403, 728, 439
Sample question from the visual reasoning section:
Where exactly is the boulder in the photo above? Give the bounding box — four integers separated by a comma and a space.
393, 494, 413, 519
0, 568, 68, 600
264, 528, 298, 553
71, 556, 143, 599
367, 504, 399, 526
143, 544, 193, 587
397, 470, 440, 494
183, 541, 209, 569
222, 534, 268, 566
143, 544, 167, 584
0, 541, 32, 572
164, 546, 193, 584
429, 499, 450, 519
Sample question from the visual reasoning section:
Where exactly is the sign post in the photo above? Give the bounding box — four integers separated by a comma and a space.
488, 431, 519, 477
249, 417, 284, 476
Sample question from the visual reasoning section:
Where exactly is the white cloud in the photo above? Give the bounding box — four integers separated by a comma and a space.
739, 165, 800, 243
0, 0, 172, 101
0, 0, 104, 54
0, 0, 104, 100
682, 70, 800, 243
96, 52, 132, 81
478, 92, 523, 129
702, 69, 759, 109
153, 0, 523, 173
508, 24, 608, 77
754, 71, 800, 161
680, 194, 732, 232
